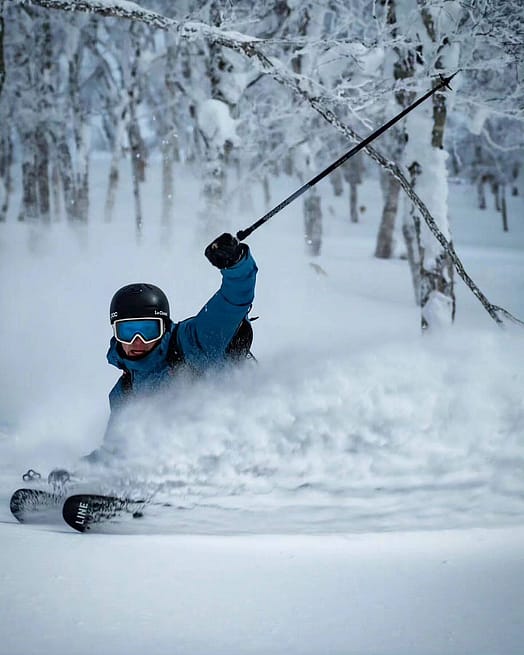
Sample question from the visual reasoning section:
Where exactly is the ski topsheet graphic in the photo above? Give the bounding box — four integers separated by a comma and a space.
62, 494, 145, 532
10, 488, 65, 524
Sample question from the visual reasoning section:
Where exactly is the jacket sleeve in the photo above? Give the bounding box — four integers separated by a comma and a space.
177, 247, 258, 369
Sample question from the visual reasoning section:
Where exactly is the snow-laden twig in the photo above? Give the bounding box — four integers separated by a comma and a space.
26, 0, 523, 327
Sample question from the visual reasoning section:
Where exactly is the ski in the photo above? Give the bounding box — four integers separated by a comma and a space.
10, 487, 174, 533
62, 493, 147, 533
10, 488, 65, 524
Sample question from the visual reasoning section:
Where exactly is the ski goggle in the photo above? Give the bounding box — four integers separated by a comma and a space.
113, 317, 165, 345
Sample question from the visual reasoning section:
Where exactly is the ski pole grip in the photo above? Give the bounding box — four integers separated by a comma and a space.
236, 228, 251, 241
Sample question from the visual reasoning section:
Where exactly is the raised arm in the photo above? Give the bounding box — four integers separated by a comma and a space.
177, 233, 258, 369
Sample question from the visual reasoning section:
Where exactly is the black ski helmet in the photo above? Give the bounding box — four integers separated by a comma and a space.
110, 283, 170, 324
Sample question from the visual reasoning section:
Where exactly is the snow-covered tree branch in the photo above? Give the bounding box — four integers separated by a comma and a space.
11, 0, 524, 327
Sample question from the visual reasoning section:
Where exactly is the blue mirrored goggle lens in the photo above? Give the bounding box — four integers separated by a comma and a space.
114, 319, 163, 344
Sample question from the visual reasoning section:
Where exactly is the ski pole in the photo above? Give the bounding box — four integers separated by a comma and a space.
236, 72, 458, 241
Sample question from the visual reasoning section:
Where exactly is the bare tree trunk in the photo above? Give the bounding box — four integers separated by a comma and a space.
402, 161, 422, 304
69, 27, 93, 225
375, 170, 401, 259
501, 184, 508, 231
57, 137, 76, 222
511, 163, 519, 196
0, 128, 12, 222
18, 137, 38, 223
36, 15, 53, 224
491, 179, 500, 212
161, 37, 177, 239
127, 24, 147, 240
103, 104, 125, 223
289, 7, 324, 254
198, 22, 230, 234
200, 141, 226, 233
34, 131, 50, 224
349, 180, 358, 224
344, 155, 362, 223
128, 111, 145, 238
161, 149, 174, 224
50, 158, 61, 221
197, 1, 232, 234
330, 167, 343, 197
403, 217, 421, 305
128, 114, 145, 239
131, 153, 143, 239
374, 0, 412, 258
477, 176, 487, 209
104, 153, 120, 223
304, 188, 322, 256
15, 12, 53, 227
75, 124, 90, 223
262, 175, 271, 207
68, 49, 85, 223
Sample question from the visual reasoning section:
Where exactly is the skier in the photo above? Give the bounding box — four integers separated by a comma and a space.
49, 232, 257, 477
107, 232, 256, 407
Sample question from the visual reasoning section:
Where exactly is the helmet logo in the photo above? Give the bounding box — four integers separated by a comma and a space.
110, 311, 118, 319
154, 310, 168, 317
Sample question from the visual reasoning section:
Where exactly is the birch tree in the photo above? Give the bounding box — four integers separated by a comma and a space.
399, 2, 461, 328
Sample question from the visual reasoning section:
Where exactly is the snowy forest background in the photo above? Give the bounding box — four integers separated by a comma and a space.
1, 0, 523, 330
1, 4, 524, 654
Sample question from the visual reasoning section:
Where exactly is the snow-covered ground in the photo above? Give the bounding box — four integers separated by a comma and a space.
0, 162, 523, 654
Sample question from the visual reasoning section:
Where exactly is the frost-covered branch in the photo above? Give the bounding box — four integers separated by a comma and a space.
25, 0, 523, 327
23, 0, 262, 49
22, 0, 174, 31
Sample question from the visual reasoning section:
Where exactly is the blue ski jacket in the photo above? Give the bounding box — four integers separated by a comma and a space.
106, 247, 257, 413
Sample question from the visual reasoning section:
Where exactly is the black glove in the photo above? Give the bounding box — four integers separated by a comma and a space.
205, 233, 247, 269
